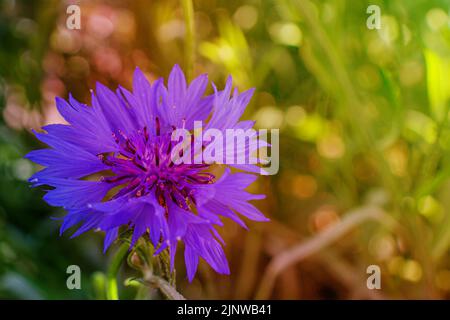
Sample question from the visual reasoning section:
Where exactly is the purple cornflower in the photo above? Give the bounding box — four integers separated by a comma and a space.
26, 65, 268, 281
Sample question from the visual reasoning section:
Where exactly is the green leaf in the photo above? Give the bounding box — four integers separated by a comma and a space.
424, 49, 450, 121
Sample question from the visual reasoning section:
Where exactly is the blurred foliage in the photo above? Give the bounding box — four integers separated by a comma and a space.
1, 0, 450, 299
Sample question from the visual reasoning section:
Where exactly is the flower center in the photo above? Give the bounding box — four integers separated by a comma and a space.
98, 118, 214, 209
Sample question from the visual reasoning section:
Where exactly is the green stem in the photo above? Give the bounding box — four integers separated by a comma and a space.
145, 275, 186, 300
106, 243, 129, 300
181, 0, 195, 81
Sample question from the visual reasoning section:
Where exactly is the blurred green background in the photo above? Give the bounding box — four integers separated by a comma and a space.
1, 0, 450, 299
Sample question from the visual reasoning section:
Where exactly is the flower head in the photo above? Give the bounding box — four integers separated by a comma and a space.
26, 65, 268, 281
